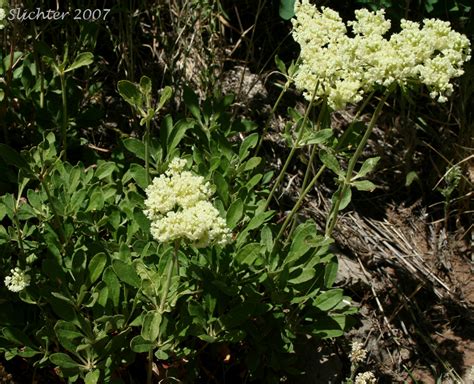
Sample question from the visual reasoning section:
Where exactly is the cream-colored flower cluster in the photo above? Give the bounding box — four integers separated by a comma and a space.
349, 340, 368, 363
355, 371, 377, 384
292, 0, 471, 110
144, 158, 231, 247
4, 267, 31, 292
0, 0, 8, 30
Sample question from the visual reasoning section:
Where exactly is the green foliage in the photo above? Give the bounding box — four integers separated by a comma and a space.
0, 89, 354, 382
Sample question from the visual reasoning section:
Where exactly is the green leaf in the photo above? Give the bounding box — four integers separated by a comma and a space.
239, 133, 258, 160
183, 85, 201, 121
319, 149, 343, 177
352, 180, 377, 192
279, 0, 296, 20
139, 75, 152, 96
88, 253, 107, 285
405, 171, 419, 187
332, 187, 352, 211
103, 267, 120, 308
324, 258, 338, 288
274, 55, 286, 74
226, 198, 243, 229
168, 119, 193, 155
285, 221, 318, 266
84, 370, 100, 384
2, 327, 33, 347
141, 310, 162, 341
65, 52, 93, 72
130, 335, 153, 353
50, 353, 81, 369
235, 243, 262, 265
48, 294, 79, 325
123, 138, 146, 161
54, 321, 83, 353
112, 260, 141, 288
303, 129, 333, 145
117, 80, 142, 109
129, 163, 148, 190
95, 161, 116, 180
86, 189, 104, 212
314, 289, 343, 311
243, 157, 261, 172
157, 86, 173, 111
198, 334, 217, 343
288, 267, 315, 284
188, 302, 206, 325
245, 210, 274, 231
214, 172, 229, 206
355, 156, 380, 179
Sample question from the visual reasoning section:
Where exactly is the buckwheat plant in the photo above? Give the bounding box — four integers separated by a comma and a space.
273, 1, 472, 239
144, 157, 230, 384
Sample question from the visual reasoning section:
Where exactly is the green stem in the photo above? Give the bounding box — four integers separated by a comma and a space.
300, 100, 326, 194
255, 79, 291, 156
274, 90, 376, 247
149, 242, 179, 384
13, 178, 29, 263
59, 72, 68, 160
264, 84, 319, 211
325, 90, 391, 238
147, 348, 153, 384
274, 164, 326, 248
144, 119, 151, 186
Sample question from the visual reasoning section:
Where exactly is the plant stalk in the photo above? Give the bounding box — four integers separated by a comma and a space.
264, 83, 319, 211
144, 119, 151, 186
59, 72, 68, 160
325, 90, 391, 238
255, 79, 290, 156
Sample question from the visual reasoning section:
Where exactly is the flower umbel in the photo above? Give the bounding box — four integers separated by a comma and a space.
5, 267, 31, 292
144, 158, 231, 247
0, 0, 9, 30
355, 371, 377, 384
292, 0, 471, 109
349, 341, 368, 364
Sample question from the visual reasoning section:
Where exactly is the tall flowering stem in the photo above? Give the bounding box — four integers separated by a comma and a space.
144, 159, 231, 384
264, 81, 319, 211
325, 89, 391, 238
290, 0, 470, 238
255, 77, 292, 156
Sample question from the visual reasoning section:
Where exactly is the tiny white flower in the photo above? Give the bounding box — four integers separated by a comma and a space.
5, 267, 31, 292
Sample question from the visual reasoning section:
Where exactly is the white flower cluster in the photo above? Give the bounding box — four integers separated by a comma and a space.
292, 0, 471, 110
144, 158, 231, 247
355, 371, 377, 384
4, 267, 31, 292
349, 340, 368, 363
0, 0, 8, 30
